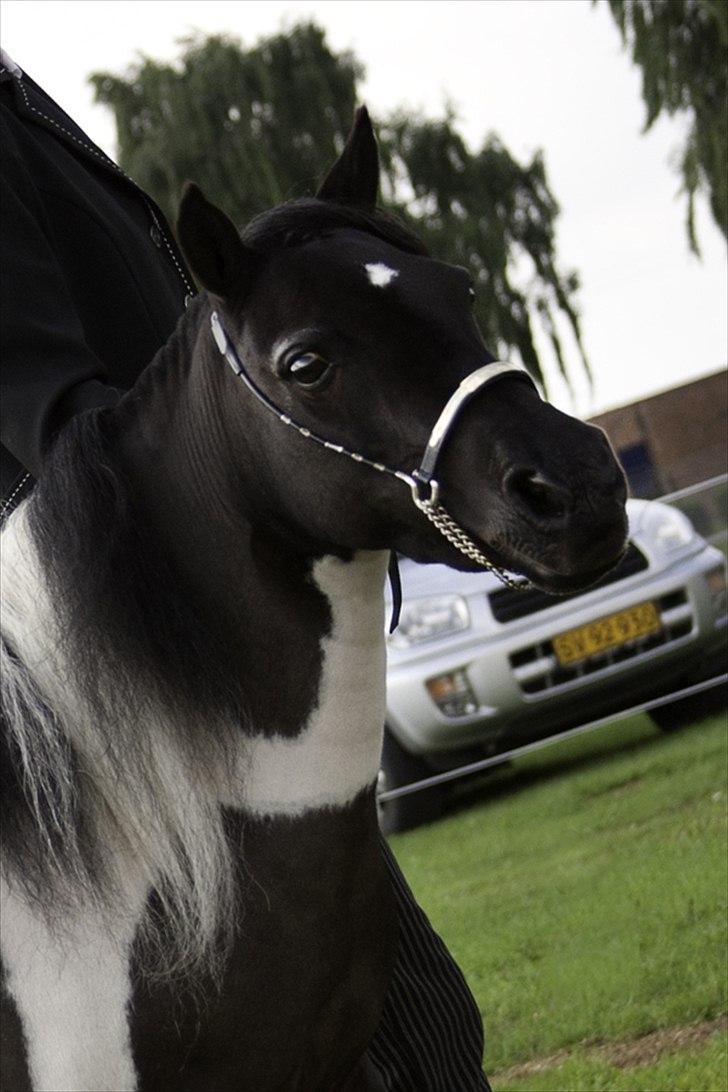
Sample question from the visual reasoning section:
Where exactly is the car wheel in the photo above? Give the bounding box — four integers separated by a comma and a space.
649, 683, 727, 731
377, 728, 444, 835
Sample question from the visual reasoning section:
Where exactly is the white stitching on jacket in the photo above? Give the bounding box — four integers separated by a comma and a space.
16, 81, 196, 297
1, 473, 31, 520
18, 80, 123, 171
144, 202, 196, 296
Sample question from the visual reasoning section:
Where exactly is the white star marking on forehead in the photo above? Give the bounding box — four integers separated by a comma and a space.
364, 262, 399, 288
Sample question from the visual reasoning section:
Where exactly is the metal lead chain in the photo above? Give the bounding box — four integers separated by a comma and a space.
414, 499, 528, 590
282, 406, 530, 589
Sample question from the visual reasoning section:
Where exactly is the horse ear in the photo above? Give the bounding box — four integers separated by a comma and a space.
316, 106, 379, 208
176, 182, 256, 298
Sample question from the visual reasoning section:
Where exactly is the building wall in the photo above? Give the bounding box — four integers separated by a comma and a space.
589, 369, 727, 498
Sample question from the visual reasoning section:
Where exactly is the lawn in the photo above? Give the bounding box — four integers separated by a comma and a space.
389, 710, 728, 1090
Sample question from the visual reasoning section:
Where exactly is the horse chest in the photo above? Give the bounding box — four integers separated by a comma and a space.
129, 802, 396, 1091
126, 553, 396, 1087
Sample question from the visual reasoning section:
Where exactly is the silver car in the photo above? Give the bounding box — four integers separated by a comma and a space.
381, 498, 727, 831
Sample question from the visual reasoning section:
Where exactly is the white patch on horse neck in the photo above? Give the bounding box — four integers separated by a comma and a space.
1, 878, 141, 1092
230, 551, 389, 816
364, 262, 399, 288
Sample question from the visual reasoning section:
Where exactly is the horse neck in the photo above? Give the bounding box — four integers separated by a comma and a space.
115, 304, 389, 742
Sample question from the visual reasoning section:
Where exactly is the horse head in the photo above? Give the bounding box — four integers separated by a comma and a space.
177, 107, 627, 594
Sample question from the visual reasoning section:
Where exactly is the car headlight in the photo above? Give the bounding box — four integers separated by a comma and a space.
647, 506, 697, 558
388, 595, 470, 649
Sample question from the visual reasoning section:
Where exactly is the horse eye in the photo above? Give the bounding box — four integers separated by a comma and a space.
285, 352, 332, 388
468, 286, 476, 303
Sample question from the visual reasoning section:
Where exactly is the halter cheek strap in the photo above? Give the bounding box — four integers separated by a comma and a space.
210, 310, 536, 595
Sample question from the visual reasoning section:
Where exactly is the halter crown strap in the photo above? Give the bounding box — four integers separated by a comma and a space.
211, 311, 241, 374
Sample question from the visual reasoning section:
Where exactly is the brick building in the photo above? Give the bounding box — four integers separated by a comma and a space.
589, 369, 727, 499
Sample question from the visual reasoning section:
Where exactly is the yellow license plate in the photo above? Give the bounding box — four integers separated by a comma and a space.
552, 602, 662, 666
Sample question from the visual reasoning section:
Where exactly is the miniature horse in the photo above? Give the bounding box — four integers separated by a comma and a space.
0, 109, 627, 1090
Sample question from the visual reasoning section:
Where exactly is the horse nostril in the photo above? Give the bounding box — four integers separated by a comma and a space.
505, 469, 571, 522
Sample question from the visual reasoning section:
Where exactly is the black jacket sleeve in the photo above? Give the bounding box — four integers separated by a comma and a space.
0, 107, 120, 477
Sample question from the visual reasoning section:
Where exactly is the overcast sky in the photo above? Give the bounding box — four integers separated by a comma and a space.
2, 0, 726, 418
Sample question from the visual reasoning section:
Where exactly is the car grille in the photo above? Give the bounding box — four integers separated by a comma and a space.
489, 543, 649, 624
509, 589, 694, 696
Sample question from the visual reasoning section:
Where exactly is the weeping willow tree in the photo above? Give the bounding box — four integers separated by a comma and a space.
91, 23, 586, 390
600, 0, 727, 254
377, 113, 585, 386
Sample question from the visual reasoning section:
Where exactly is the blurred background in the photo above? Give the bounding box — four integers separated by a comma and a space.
3, 0, 726, 420
3, 2, 725, 1089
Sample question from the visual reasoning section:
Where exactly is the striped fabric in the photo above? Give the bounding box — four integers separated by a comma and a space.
367, 837, 492, 1091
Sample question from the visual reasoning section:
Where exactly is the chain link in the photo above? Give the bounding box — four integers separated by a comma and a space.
277, 403, 529, 590
414, 500, 528, 589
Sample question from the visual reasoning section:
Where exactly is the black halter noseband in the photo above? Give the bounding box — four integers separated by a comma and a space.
210, 310, 536, 602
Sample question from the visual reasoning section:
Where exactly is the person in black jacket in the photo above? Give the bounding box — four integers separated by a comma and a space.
0, 51, 195, 516
0, 51, 490, 1091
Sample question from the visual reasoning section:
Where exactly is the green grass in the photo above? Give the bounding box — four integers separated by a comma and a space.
389, 711, 728, 1087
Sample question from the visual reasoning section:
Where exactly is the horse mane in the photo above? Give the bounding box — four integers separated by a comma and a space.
1, 306, 241, 982
27, 307, 244, 729
241, 197, 429, 257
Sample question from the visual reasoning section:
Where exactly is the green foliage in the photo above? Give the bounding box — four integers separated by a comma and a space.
600, 0, 728, 254
91, 24, 586, 390
391, 711, 728, 1076
90, 26, 360, 229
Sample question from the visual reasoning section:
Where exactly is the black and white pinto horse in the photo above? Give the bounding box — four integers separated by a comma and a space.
0, 109, 628, 1090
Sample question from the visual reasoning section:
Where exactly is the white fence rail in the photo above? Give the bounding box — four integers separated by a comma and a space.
659, 473, 727, 548
657, 472, 728, 505
377, 674, 727, 803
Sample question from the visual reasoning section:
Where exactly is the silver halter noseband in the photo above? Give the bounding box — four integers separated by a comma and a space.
210, 310, 536, 590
